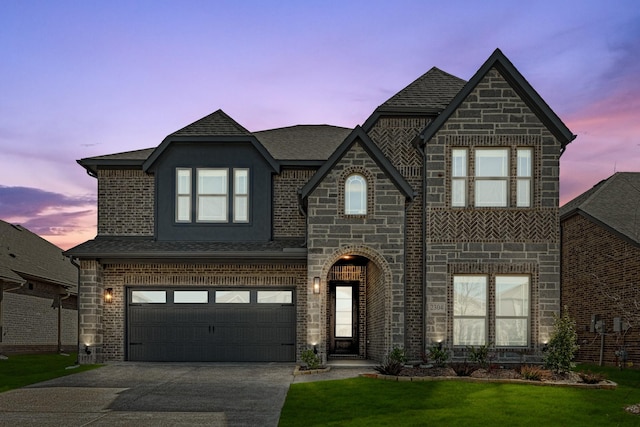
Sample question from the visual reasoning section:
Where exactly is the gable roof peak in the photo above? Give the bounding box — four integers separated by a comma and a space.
414, 48, 576, 148
169, 109, 251, 137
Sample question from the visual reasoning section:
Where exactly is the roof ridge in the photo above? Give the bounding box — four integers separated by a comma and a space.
170, 109, 251, 137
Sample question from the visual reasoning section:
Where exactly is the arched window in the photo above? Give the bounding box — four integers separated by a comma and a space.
345, 174, 367, 215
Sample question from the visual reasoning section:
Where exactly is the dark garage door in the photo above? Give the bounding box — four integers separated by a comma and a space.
127, 289, 295, 362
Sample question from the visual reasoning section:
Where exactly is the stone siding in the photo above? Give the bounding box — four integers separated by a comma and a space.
98, 169, 154, 236
424, 67, 562, 353
306, 140, 407, 362
562, 214, 640, 365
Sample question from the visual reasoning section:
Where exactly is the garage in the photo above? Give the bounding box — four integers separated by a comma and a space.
127, 288, 295, 362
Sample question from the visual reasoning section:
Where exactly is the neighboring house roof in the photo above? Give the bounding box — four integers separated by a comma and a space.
560, 172, 640, 246
143, 109, 280, 173
0, 220, 77, 291
414, 48, 576, 149
253, 125, 352, 163
300, 126, 415, 204
362, 67, 467, 131
65, 237, 306, 261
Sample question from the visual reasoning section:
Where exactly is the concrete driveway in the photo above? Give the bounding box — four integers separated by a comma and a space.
0, 362, 296, 426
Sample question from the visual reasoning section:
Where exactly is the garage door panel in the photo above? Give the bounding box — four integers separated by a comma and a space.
128, 288, 295, 362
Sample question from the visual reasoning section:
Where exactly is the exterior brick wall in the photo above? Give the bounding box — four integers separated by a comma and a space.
366, 261, 386, 361
98, 169, 154, 236
1, 291, 77, 350
561, 214, 640, 365
424, 67, 562, 356
77, 260, 103, 363
273, 169, 314, 238
306, 141, 406, 362
369, 117, 429, 359
98, 262, 307, 362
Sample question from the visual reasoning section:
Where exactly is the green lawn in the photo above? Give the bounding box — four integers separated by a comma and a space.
0, 353, 101, 393
279, 365, 640, 426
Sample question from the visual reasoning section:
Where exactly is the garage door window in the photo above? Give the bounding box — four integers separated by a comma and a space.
174, 290, 208, 304
257, 291, 292, 304
131, 290, 166, 304
215, 290, 250, 303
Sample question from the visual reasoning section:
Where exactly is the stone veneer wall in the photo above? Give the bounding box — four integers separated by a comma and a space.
93, 262, 307, 362
272, 169, 314, 238
562, 214, 640, 365
97, 169, 154, 236
424, 67, 562, 353
368, 116, 430, 359
306, 141, 406, 362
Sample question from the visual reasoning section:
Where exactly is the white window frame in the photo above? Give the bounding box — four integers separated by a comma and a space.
233, 169, 249, 223
176, 168, 192, 222
453, 275, 487, 346
451, 148, 468, 207
516, 148, 532, 208
345, 174, 367, 215
475, 148, 509, 207
495, 276, 530, 347
196, 168, 228, 222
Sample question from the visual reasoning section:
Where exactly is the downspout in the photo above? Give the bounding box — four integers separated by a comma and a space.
57, 289, 71, 353
404, 194, 416, 353
69, 257, 81, 364
419, 136, 428, 354
297, 191, 308, 246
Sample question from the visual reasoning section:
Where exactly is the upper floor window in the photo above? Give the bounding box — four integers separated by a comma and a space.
450, 147, 533, 208
175, 168, 249, 223
345, 174, 367, 215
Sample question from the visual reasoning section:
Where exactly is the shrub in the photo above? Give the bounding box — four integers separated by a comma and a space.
467, 343, 493, 369
451, 362, 475, 377
300, 349, 322, 370
428, 345, 450, 368
374, 347, 407, 376
578, 370, 607, 384
543, 309, 579, 374
519, 365, 549, 381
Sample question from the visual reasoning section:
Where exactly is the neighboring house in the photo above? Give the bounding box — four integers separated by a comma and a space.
0, 220, 78, 354
67, 48, 575, 364
560, 172, 640, 366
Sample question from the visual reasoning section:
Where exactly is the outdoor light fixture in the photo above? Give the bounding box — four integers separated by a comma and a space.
313, 344, 318, 354
542, 341, 549, 352
84, 345, 91, 355
104, 288, 113, 303
313, 277, 320, 294
436, 340, 443, 350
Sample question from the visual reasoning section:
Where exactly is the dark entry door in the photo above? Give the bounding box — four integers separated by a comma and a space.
329, 282, 358, 354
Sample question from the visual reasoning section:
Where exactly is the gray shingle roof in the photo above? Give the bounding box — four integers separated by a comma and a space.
65, 237, 306, 260
560, 172, 640, 245
170, 109, 251, 136
0, 220, 77, 291
253, 125, 352, 161
380, 67, 467, 111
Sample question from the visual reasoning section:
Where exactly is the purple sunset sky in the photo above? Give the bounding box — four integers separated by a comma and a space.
1, 1, 639, 250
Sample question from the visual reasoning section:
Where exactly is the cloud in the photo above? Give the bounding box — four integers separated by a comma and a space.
0, 186, 95, 217
0, 186, 96, 249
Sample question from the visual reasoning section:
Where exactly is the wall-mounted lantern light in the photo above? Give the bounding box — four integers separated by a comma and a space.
84, 344, 92, 355
313, 277, 320, 294
104, 288, 113, 304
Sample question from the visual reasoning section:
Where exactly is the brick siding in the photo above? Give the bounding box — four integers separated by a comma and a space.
272, 169, 314, 238
562, 214, 640, 365
98, 169, 154, 236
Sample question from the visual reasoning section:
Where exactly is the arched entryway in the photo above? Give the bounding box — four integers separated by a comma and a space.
319, 246, 393, 362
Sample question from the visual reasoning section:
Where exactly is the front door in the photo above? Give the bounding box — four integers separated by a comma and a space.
329, 282, 358, 354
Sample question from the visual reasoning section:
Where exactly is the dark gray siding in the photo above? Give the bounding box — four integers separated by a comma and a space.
153, 142, 273, 241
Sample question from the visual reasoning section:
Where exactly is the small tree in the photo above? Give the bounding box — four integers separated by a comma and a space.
544, 308, 579, 374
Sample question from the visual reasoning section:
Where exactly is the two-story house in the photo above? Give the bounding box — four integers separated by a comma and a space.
67, 49, 575, 364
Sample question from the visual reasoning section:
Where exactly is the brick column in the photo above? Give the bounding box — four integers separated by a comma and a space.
77, 260, 104, 364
